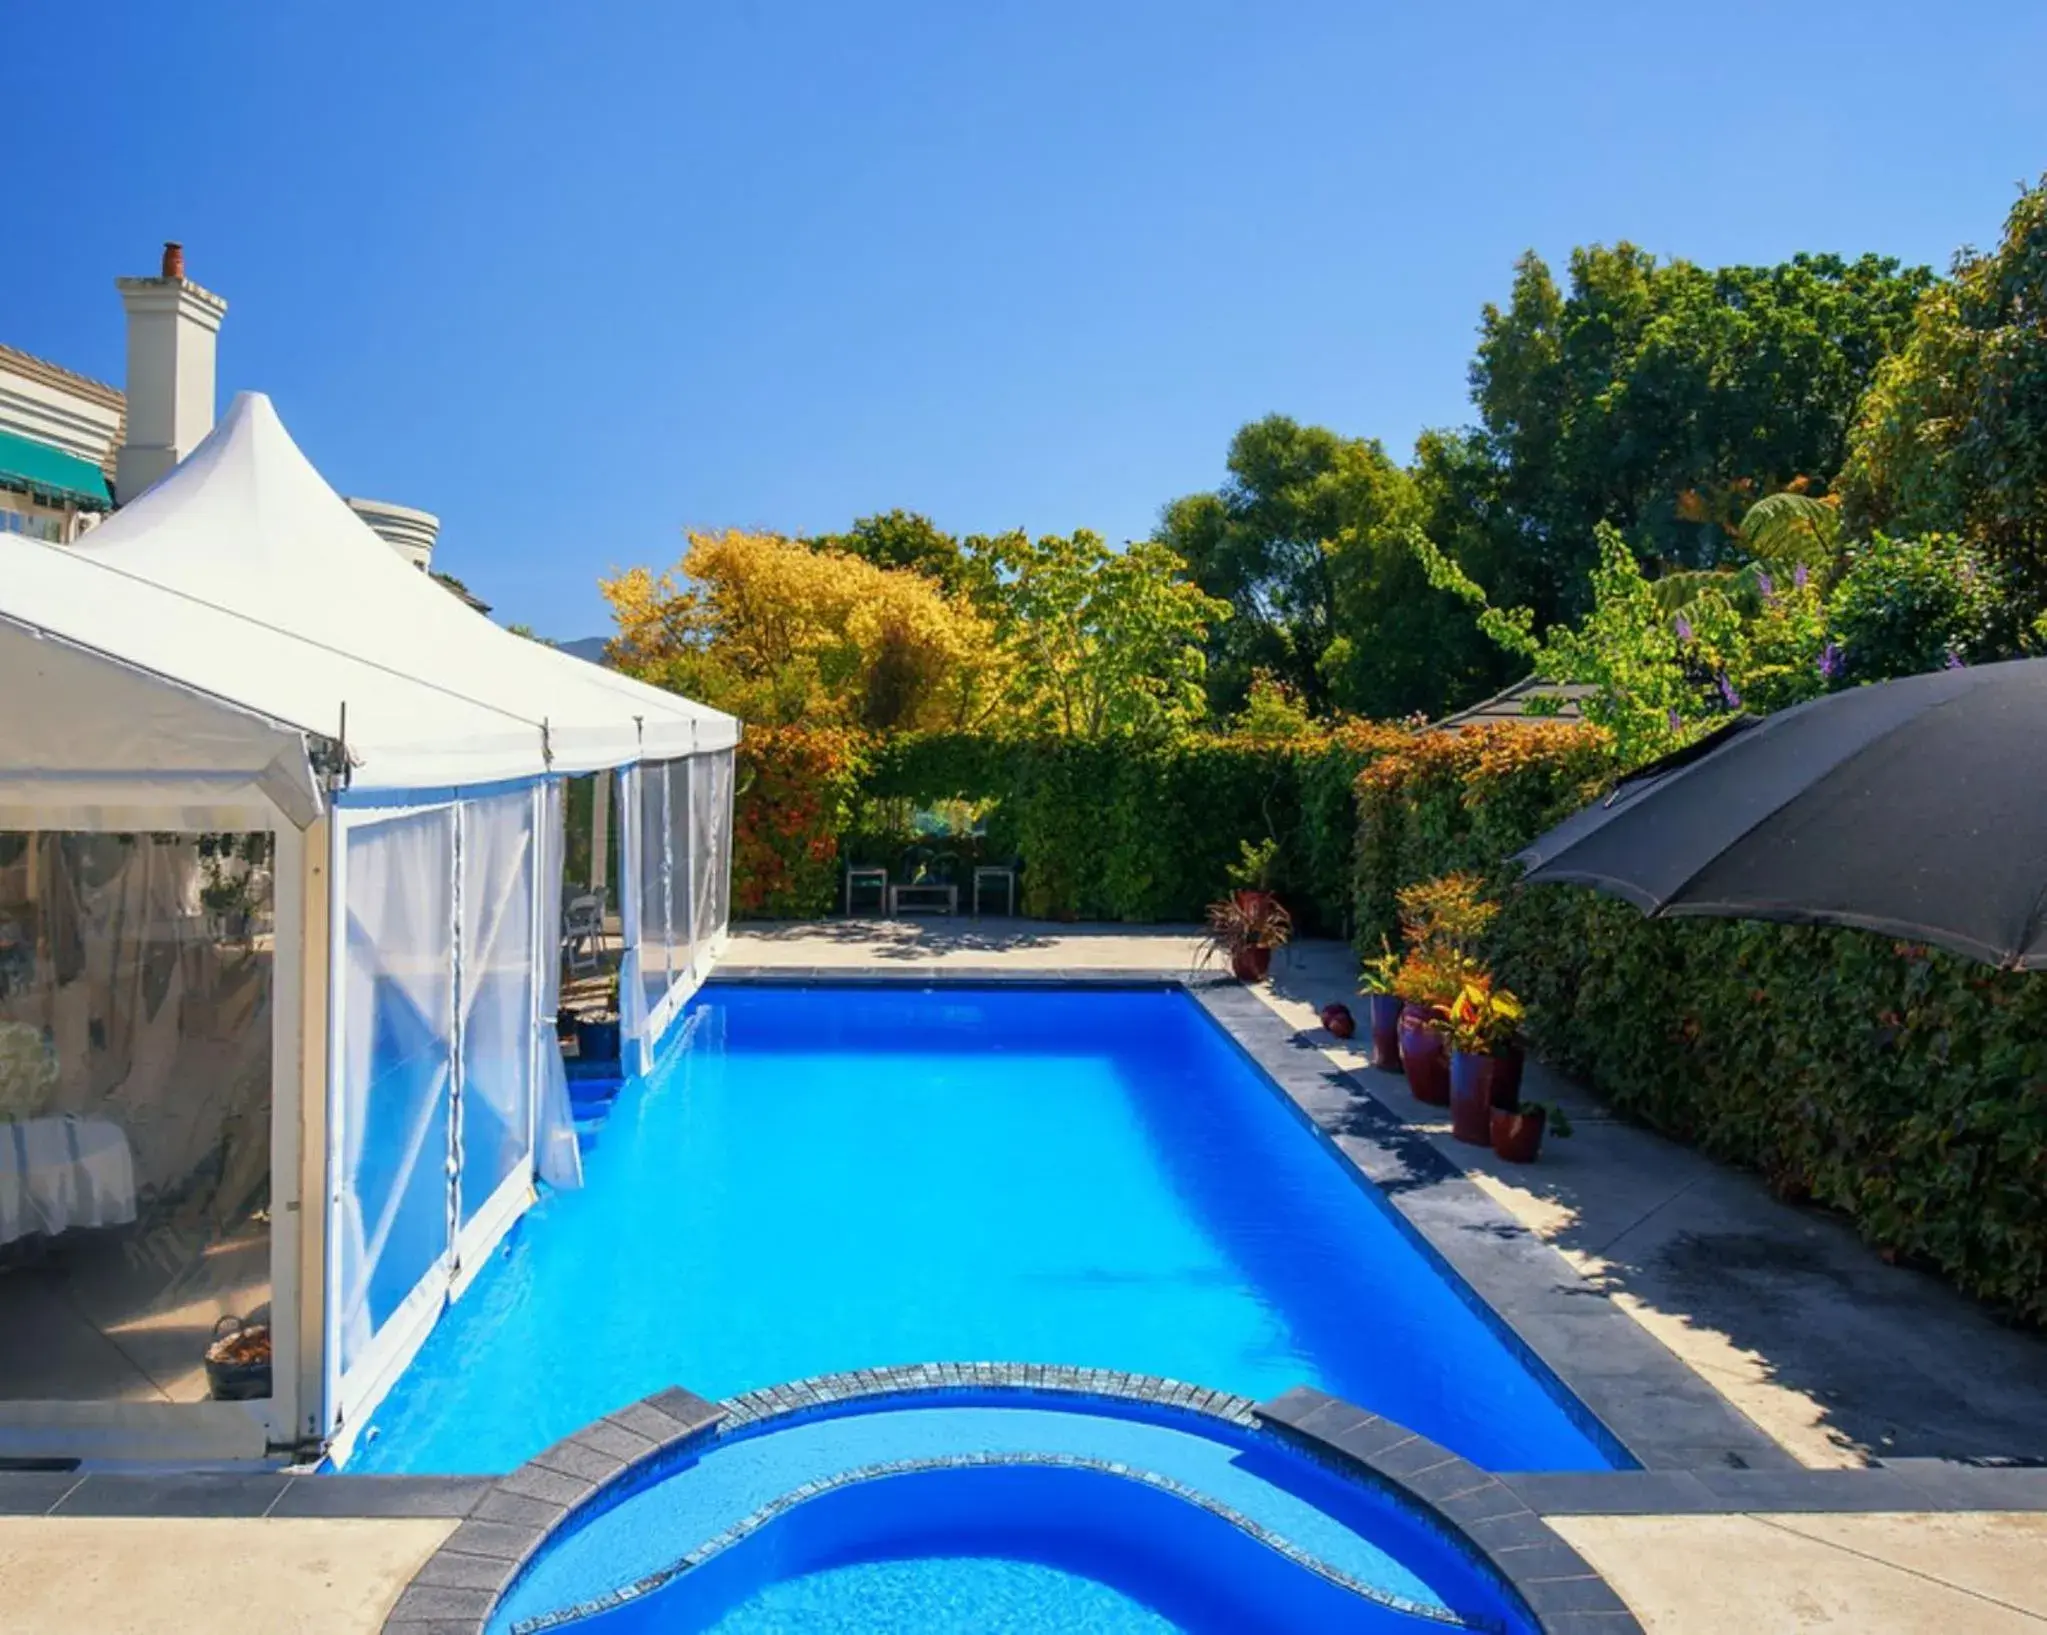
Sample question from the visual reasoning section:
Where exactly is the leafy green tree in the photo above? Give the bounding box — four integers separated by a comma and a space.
1828, 534, 2007, 684
1154, 413, 1424, 712
1469, 246, 1934, 612
1838, 174, 2047, 615
983, 530, 1228, 739
805, 509, 979, 598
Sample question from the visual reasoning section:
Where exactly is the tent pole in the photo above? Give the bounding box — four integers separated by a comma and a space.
291, 812, 334, 1451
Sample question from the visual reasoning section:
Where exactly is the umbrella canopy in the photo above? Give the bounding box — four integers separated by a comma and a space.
1514, 658, 2047, 969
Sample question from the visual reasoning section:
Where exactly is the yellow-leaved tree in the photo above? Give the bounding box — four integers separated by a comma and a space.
602, 529, 1008, 731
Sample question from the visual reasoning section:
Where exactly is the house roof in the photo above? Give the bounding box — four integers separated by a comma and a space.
1430, 677, 1598, 730
0, 344, 125, 481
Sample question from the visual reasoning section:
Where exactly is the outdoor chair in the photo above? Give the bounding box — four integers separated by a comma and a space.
563, 892, 606, 977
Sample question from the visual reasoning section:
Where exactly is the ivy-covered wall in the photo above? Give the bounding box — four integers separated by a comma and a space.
1353, 721, 2047, 1327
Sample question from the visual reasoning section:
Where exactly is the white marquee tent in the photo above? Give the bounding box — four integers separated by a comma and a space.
0, 395, 737, 1461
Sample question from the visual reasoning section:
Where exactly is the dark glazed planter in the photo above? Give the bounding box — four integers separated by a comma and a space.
1488, 1041, 1525, 1112
1230, 945, 1272, 983
1398, 1005, 1449, 1105
576, 1017, 622, 1063
1491, 1103, 1547, 1164
1366, 994, 1404, 1072
1448, 1050, 1503, 1145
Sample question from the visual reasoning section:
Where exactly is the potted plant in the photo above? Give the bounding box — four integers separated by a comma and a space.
1492, 1100, 1572, 1164
1393, 948, 1460, 1104
1443, 976, 1525, 1145
1200, 888, 1293, 982
1390, 874, 1500, 1107
204, 1315, 271, 1401
1357, 938, 1404, 1072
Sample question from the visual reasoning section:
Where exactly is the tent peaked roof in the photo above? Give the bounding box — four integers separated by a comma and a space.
74, 392, 735, 776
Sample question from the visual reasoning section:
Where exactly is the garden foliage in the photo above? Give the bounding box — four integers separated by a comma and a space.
1354, 722, 2047, 1326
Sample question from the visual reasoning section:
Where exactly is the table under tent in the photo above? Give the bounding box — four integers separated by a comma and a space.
0, 394, 738, 1464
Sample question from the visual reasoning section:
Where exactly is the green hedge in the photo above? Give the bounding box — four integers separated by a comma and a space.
738, 727, 1393, 933
1355, 721, 2047, 1327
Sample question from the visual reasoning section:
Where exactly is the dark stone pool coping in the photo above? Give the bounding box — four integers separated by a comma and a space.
383, 1366, 1630, 1635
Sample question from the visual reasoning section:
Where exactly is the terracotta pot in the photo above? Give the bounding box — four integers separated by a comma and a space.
1366, 994, 1404, 1072
1230, 944, 1272, 983
1320, 1002, 1356, 1040
1449, 1050, 1501, 1144
1491, 1103, 1547, 1164
1398, 1004, 1449, 1104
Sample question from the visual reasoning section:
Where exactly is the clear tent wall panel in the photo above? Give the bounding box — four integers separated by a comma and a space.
666, 756, 697, 987
0, 831, 274, 1406
634, 764, 669, 1026
455, 787, 539, 1236
336, 805, 457, 1386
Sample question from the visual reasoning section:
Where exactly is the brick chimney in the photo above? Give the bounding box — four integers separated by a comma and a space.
114, 241, 227, 501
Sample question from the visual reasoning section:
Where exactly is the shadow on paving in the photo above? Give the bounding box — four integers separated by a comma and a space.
1261, 942, 2047, 1469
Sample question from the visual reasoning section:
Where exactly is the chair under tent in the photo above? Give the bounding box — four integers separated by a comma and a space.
0, 394, 738, 1466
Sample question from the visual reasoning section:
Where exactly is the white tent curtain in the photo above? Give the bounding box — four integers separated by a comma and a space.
633, 763, 669, 1028
615, 766, 649, 1072
665, 757, 696, 986
534, 781, 581, 1190
454, 788, 538, 1238
337, 806, 456, 1381
691, 748, 733, 967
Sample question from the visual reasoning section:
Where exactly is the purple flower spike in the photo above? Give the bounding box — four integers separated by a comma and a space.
1818, 641, 1843, 681
1666, 708, 1682, 733
1945, 649, 1966, 670
1716, 673, 1742, 710
1793, 563, 1810, 590
1756, 570, 1775, 599
1674, 613, 1694, 642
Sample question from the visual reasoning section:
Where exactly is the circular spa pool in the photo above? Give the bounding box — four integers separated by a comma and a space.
478, 1377, 1553, 1635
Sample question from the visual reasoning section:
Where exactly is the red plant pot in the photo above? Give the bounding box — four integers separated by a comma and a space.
1491, 1103, 1547, 1164
1448, 1050, 1503, 1145
1398, 1004, 1449, 1105
1489, 1042, 1525, 1112
1366, 994, 1404, 1072
1231, 944, 1272, 983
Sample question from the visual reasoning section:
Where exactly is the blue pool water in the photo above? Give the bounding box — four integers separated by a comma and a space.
351, 983, 1619, 1474
494, 1398, 1533, 1632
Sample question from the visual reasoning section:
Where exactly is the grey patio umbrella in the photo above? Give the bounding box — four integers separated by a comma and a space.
1513, 657, 2047, 969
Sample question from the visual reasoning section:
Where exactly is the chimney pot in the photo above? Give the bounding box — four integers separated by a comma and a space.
162, 241, 184, 279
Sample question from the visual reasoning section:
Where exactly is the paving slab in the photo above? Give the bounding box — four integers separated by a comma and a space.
0, 1517, 455, 1635
1548, 1511, 2047, 1633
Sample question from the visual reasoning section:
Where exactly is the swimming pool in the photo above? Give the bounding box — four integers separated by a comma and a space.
349, 982, 1620, 1474
487, 1385, 1549, 1634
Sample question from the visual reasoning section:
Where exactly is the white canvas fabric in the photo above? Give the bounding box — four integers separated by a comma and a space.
69, 393, 737, 789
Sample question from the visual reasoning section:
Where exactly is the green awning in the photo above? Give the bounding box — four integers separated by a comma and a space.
0, 427, 112, 509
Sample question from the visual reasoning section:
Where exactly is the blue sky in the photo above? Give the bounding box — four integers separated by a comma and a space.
8, 3, 2043, 639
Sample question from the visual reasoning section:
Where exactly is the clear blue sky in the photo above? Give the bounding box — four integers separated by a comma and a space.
8, 3, 2043, 639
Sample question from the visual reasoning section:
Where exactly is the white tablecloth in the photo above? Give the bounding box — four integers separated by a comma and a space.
0, 1117, 138, 1247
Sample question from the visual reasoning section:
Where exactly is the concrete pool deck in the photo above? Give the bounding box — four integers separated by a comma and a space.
5, 918, 2046, 1633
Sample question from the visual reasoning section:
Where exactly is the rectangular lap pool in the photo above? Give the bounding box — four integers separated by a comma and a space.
348, 983, 1623, 1475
